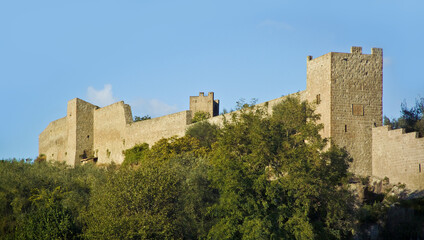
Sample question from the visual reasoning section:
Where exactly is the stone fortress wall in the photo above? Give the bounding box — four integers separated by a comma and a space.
39, 46, 424, 190
39, 100, 194, 166
372, 126, 424, 190
39, 117, 68, 164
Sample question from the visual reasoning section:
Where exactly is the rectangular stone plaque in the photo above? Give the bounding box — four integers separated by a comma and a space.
352, 104, 364, 116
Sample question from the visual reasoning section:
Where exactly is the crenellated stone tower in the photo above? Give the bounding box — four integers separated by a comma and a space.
189, 92, 220, 118
306, 46, 383, 176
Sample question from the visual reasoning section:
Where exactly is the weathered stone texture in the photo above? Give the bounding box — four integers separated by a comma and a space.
125, 110, 191, 149
306, 53, 332, 139
92, 101, 131, 164
72, 99, 98, 166
372, 126, 424, 190
39, 117, 68, 163
307, 47, 383, 176
40, 99, 193, 165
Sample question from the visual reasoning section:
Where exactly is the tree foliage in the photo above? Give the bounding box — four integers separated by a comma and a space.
186, 121, 219, 148
0, 160, 105, 239
133, 115, 152, 122
192, 111, 211, 123
16, 187, 78, 240
207, 97, 354, 239
85, 136, 216, 239
83, 166, 183, 239
122, 143, 149, 167
384, 97, 424, 137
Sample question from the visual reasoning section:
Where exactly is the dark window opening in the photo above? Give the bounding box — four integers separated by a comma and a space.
80, 150, 88, 159
316, 94, 321, 104
344, 125, 347, 133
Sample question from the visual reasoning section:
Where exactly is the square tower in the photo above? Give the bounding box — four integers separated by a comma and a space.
307, 47, 383, 176
189, 92, 219, 118
66, 98, 98, 166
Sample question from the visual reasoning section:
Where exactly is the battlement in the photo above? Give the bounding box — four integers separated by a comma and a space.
373, 126, 424, 190
307, 47, 383, 62
371, 47, 383, 56
350, 46, 362, 54
350, 46, 383, 56
374, 125, 421, 140
197, 92, 215, 97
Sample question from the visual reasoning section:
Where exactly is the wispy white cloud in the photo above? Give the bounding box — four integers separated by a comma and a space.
86, 84, 116, 107
130, 98, 178, 118
259, 19, 293, 30
383, 56, 393, 67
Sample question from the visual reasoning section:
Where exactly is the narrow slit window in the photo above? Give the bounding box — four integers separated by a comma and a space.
316, 94, 321, 104
344, 125, 347, 133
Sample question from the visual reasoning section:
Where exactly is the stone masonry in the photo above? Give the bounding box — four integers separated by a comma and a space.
306, 47, 383, 176
372, 126, 424, 190
39, 47, 424, 191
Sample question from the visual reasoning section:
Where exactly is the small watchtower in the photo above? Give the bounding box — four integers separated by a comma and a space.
189, 92, 219, 118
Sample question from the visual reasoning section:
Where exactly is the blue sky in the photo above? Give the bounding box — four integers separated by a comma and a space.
1, 0, 423, 159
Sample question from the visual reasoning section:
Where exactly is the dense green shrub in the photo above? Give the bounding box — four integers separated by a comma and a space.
0, 160, 105, 239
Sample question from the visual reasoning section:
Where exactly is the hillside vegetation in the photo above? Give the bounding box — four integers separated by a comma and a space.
1, 97, 422, 239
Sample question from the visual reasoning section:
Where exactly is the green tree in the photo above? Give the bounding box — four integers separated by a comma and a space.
0, 160, 105, 239
85, 136, 216, 239
122, 143, 149, 167
83, 166, 183, 239
192, 111, 211, 123
384, 97, 424, 137
133, 115, 152, 122
207, 96, 354, 239
15, 187, 78, 240
186, 121, 219, 148
146, 136, 209, 163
